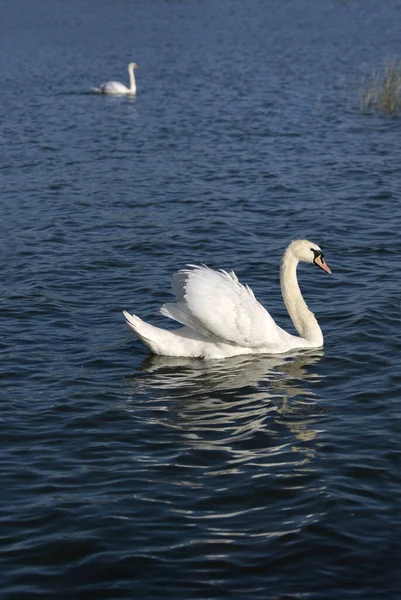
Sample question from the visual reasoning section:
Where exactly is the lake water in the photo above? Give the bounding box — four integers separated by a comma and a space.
1, 0, 400, 598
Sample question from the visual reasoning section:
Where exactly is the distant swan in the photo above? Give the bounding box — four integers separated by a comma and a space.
123, 239, 332, 359
93, 62, 138, 95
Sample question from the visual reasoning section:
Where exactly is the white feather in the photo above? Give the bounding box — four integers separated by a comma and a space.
162, 265, 281, 347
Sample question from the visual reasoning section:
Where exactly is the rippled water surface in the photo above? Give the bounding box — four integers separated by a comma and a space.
1, 0, 400, 598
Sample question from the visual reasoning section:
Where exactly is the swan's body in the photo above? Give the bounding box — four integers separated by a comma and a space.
123, 240, 331, 359
93, 62, 138, 95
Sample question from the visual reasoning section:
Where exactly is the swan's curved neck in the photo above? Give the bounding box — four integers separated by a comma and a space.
128, 65, 137, 92
280, 249, 323, 346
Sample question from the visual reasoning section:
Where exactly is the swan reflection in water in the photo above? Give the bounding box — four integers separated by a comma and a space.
123, 350, 325, 453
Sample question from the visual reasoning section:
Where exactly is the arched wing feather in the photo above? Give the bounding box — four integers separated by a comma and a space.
160, 265, 282, 348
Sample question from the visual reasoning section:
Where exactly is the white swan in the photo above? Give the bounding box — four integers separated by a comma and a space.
93, 62, 138, 95
123, 240, 331, 359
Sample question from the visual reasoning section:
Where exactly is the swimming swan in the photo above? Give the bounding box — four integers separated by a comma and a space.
123, 240, 331, 359
93, 62, 138, 95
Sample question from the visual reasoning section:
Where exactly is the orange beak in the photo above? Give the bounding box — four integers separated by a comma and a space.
314, 254, 332, 275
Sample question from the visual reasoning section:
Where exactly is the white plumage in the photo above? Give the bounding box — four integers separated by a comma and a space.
93, 62, 138, 95
160, 265, 280, 347
123, 240, 331, 359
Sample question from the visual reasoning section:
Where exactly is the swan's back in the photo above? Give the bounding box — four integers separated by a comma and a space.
160, 265, 284, 348
99, 81, 129, 95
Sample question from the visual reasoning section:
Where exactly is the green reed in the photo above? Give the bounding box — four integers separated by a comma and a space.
359, 57, 401, 114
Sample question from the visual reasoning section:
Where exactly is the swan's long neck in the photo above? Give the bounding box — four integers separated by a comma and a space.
128, 65, 137, 93
280, 249, 323, 346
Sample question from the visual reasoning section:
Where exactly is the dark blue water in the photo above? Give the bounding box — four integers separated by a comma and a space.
1, 0, 400, 598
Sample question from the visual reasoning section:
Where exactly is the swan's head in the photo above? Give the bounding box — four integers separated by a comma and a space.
289, 239, 332, 274
129, 62, 139, 70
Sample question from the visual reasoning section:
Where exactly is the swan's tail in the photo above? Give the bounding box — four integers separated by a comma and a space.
91, 86, 103, 94
123, 310, 205, 357
123, 310, 188, 356
123, 311, 159, 352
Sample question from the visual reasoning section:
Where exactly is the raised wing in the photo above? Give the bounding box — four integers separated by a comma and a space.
160, 265, 283, 348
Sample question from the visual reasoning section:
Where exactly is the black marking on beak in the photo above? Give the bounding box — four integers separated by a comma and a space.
311, 248, 329, 272
311, 248, 323, 262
